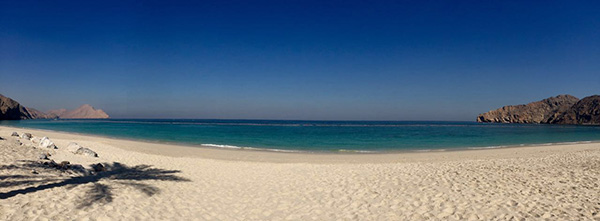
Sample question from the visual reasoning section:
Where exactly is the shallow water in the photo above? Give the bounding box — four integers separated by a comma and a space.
1, 119, 599, 152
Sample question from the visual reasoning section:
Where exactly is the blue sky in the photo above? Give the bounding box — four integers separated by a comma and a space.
1, 0, 599, 120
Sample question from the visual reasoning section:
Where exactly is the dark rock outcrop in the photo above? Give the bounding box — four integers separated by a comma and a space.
547, 95, 600, 125
477, 95, 579, 124
0, 94, 33, 120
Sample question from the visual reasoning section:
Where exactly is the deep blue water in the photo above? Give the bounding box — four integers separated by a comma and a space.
1, 119, 599, 152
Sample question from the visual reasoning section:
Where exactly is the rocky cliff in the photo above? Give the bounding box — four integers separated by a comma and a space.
477, 95, 579, 124
25, 107, 58, 119
547, 95, 600, 125
0, 94, 33, 120
478, 94, 600, 125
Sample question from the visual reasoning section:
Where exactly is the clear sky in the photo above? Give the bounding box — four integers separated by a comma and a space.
1, 0, 599, 121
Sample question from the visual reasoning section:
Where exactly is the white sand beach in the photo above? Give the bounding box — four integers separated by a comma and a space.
1, 125, 599, 220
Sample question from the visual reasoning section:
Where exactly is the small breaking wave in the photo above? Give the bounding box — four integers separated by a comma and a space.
465, 140, 595, 150
337, 149, 378, 153
200, 144, 304, 153
199, 140, 598, 153
202, 144, 381, 153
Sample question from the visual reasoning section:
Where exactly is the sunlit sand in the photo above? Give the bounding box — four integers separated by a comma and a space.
1, 126, 599, 220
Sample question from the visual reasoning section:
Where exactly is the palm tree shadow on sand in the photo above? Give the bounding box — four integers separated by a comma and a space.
0, 161, 190, 208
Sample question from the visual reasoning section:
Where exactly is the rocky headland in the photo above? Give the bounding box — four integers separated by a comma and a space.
477, 94, 600, 125
0, 94, 34, 120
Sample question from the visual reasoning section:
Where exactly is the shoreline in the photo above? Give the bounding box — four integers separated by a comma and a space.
1, 125, 599, 164
1, 124, 599, 158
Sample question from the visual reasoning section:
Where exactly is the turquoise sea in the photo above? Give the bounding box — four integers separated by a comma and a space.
1, 119, 599, 152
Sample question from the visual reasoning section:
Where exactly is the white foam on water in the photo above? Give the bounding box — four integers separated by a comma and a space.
201, 144, 304, 153
337, 149, 378, 153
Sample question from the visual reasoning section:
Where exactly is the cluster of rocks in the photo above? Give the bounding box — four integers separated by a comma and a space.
6, 131, 106, 177
37, 159, 107, 176
42, 159, 106, 176
12, 131, 97, 156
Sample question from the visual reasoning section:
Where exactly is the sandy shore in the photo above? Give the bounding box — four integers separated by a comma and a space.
0, 125, 599, 220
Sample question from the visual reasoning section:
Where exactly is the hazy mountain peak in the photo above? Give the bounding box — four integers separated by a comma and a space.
50, 104, 109, 119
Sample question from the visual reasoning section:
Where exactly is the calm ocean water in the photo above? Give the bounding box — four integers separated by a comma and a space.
1, 119, 599, 152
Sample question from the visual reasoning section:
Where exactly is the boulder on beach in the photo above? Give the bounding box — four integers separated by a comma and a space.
58, 161, 70, 169
75, 147, 98, 157
31, 137, 41, 144
66, 142, 82, 153
69, 164, 90, 176
67, 142, 98, 157
11, 132, 19, 136
39, 137, 57, 149
38, 153, 49, 160
91, 163, 106, 172
20, 133, 32, 139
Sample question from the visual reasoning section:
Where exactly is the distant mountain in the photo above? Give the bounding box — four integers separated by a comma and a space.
0, 94, 109, 120
477, 94, 600, 125
0, 94, 33, 120
47, 108, 68, 117
49, 104, 109, 119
